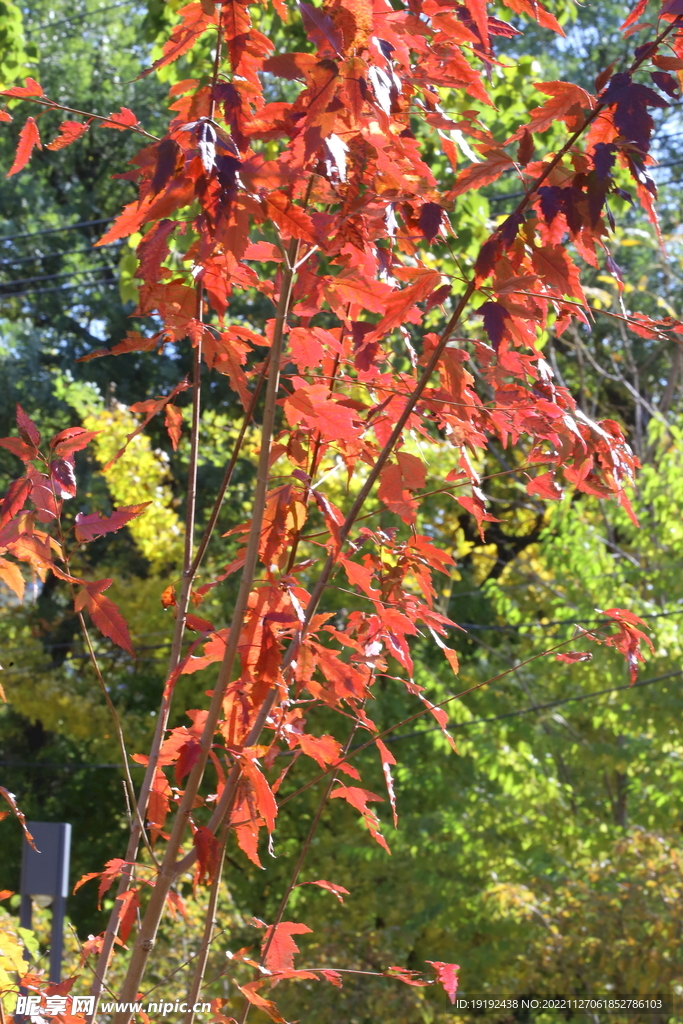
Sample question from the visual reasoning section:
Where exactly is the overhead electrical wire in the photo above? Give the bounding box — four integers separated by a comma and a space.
0, 241, 122, 269
0, 279, 119, 300
2, 667, 681, 771
381, 667, 683, 746
0, 218, 115, 244
0, 266, 117, 291
28, 1, 138, 34
458, 607, 683, 634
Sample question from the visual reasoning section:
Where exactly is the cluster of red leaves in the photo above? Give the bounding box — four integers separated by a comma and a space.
0, 0, 674, 1015
0, 406, 147, 653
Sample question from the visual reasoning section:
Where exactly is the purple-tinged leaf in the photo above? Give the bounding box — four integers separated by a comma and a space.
352, 321, 380, 373
151, 137, 181, 194
425, 283, 451, 311
479, 301, 510, 351
500, 211, 524, 248
299, 2, 342, 55
650, 70, 679, 99
16, 404, 40, 447
600, 72, 668, 153
538, 185, 565, 223
516, 127, 534, 167
474, 237, 501, 281
418, 203, 443, 243
592, 142, 617, 181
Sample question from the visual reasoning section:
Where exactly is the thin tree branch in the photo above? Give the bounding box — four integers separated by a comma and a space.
76, 611, 160, 870
277, 626, 609, 811
182, 822, 230, 1024
23, 96, 160, 141
189, 356, 269, 581
113, 224, 304, 1020
237, 719, 360, 1024
89, 289, 205, 1014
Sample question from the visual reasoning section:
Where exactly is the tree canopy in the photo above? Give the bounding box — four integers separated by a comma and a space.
1, 0, 683, 1022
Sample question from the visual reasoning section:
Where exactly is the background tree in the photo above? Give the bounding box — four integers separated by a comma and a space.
1, 0, 682, 1022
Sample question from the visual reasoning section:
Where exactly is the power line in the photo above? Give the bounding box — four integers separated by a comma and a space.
3, 668, 681, 770
0, 608, 677, 662
1, 654, 170, 678
488, 190, 524, 203
1, 632, 173, 658
458, 607, 683, 634
0, 266, 116, 291
0, 218, 115, 244
0, 279, 119, 300
0, 241, 122, 269
382, 667, 683, 746
0, 609, 678, 665
0, 760, 145, 769
28, 1, 138, 34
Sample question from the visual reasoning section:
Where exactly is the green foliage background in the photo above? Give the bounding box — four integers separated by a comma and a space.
1, 1, 683, 1022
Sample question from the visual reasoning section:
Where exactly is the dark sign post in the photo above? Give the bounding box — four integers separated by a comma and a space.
20, 822, 71, 983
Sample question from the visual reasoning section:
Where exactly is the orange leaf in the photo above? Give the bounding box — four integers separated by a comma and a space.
375, 738, 398, 828
0, 556, 25, 599
73, 858, 127, 905
141, 3, 216, 77
46, 120, 90, 151
653, 54, 683, 70
0, 787, 36, 849
101, 107, 138, 130
507, 81, 593, 142
95, 197, 154, 246
193, 826, 221, 886
264, 191, 318, 244
298, 879, 350, 902
6, 117, 42, 177
261, 921, 312, 973
2, 77, 44, 98
499, 0, 564, 34
242, 758, 278, 833
165, 403, 183, 450
450, 149, 514, 197
116, 888, 141, 944
367, 270, 442, 341
330, 785, 390, 852
74, 579, 134, 655
237, 981, 286, 1023
531, 244, 585, 302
